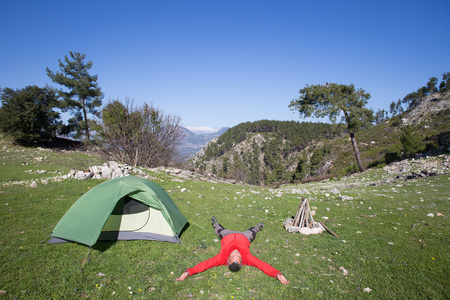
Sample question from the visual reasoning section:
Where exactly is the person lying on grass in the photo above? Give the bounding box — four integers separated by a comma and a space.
177, 217, 289, 285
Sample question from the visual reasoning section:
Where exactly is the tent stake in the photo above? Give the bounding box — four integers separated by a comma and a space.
81, 247, 92, 269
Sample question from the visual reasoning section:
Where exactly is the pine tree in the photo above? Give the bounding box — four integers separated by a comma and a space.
289, 83, 373, 172
47, 52, 103, 140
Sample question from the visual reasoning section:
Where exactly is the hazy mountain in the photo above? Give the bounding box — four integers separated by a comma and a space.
185, 127, 218, 135
177, 127, 229, 160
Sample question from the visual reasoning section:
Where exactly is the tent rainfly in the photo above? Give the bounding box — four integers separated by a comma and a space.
48, 175, 188, 246
283, 198, 325, 235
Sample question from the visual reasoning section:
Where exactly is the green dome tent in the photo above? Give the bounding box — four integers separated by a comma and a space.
48, 175, 188, 246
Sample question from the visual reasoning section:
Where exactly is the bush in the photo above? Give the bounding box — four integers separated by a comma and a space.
98, 99, 184, 167
345, 164, 359, 174
0, 86, 61, 144
391, 119, 401, 127
384, 151, 401, 164
401, 126, 425, 158
368, 159, 386, 169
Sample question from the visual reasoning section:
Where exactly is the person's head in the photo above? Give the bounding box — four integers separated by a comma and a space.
228, 249, 242, 272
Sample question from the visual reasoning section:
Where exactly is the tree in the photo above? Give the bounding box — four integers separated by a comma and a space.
388, 99, 404, 117
389, 101, 397, 116
439, 72, 450, 92
374, 109, 387, 124
98, 99, 185, 167
400, 126, 424, 158
47, 51, 103, 140
395, 99, 404, 115
0, 86, 61, 144
291, 158, 306, 183
289, 83, 373, 172
426, 77, 438, 94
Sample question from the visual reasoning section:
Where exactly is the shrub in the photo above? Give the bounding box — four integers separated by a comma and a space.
0, 86, 61, 144
401, 126, 425, 158
384, 151, 401, 164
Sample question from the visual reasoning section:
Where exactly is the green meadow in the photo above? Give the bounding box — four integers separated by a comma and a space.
1, 139, 448, 299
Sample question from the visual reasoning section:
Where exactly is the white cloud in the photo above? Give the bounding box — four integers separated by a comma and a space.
186, 127, 218, 134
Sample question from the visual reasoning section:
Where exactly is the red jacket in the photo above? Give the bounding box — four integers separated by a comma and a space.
186, 233, 280, 278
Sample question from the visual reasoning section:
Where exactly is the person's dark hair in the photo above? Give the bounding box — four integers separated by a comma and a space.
228, 261, 242, 272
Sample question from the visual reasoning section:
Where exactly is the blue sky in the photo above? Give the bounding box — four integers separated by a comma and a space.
1, 0, 449, 132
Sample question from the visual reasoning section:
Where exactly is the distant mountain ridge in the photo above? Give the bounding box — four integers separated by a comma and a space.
177, 127, 229, 160
185, 127, 218, 134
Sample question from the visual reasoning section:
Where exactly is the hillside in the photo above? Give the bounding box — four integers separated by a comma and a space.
188, 92, 449, 185
188, 121, 345, 185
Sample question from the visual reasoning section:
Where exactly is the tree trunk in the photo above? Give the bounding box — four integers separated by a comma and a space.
82, 100, 90, 140
349, 131, 365, 172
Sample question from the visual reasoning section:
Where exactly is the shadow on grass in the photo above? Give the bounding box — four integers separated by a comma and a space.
179, 222, 190, 240
92, 240, 117, 252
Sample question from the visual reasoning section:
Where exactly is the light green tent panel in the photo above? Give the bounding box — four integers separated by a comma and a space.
102, 205, 173, 236
49, 176, 188, 246
144, 208, 175, 236
102, 201, 150, 231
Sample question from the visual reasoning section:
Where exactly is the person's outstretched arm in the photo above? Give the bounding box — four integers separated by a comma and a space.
176, 251, 226, 282
177, 271, 189, 281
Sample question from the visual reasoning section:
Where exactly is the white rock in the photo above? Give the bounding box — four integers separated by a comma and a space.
102, 168, 112, 179
109, 161, 119, 169
90, 166, 100, 174
112, 169, 123, 178
331, 188, 340, 194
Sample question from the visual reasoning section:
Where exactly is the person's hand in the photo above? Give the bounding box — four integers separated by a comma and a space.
276, 273, 290, 285
176, 271, 189, 281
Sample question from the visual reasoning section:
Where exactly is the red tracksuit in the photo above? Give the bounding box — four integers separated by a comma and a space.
186, 233, 280, 278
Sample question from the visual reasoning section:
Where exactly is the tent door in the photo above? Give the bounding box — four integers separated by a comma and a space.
102, 197, 150, 232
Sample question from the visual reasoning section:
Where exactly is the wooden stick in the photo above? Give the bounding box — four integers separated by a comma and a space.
319, 221, 339, 238
298, 200, 307, 227
295, 199, 305, 227
305, 199, 310, 228
292, 200, 303, 227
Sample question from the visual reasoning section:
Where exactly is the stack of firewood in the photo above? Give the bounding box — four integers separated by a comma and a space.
292, 198, 313, 228
283, 198, 324, 235
284, 197, 339, 237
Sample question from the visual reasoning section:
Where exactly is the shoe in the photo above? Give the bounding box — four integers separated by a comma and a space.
257, 223, 264, 230
211, 217, 218, 226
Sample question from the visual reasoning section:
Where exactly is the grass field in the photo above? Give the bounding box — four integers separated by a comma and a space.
1, 139, 448, 299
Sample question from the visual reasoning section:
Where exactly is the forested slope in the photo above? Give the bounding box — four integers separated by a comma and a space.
189, 121, 344, 185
